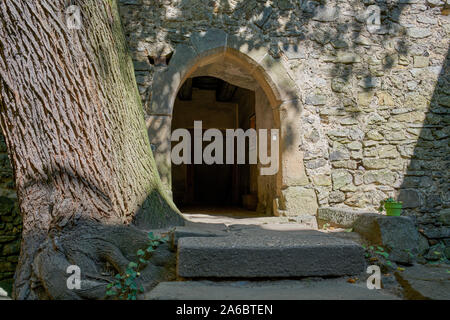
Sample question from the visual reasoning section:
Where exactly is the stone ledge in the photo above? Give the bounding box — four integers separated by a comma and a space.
394, 264, 450, 300
317, 207, 377, 229
145, 279, 400, 300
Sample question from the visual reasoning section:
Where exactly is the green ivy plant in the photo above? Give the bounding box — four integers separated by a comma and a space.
362, 244, 394, 268
105, 230, 172, 300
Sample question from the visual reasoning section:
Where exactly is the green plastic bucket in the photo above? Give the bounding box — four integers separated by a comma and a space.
384, 202, 402, 216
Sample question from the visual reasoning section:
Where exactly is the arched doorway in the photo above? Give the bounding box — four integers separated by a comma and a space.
146, 29, 318, 217
171, 75, 264, 213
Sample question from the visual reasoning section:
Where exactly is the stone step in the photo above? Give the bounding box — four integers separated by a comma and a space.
146, 280, 400, 300
177, 230, 365, 278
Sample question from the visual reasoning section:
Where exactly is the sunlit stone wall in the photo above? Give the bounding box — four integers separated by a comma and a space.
118, 0, 449, 241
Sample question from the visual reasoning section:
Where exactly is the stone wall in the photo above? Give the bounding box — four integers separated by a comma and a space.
0, 133, 21, 283
117, 0, 450, 239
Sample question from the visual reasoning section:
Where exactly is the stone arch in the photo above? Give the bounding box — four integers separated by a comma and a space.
149, 29, 300, 115
146, 29, 316, 217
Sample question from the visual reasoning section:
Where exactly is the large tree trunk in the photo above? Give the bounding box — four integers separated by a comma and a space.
0, 0, 184, 299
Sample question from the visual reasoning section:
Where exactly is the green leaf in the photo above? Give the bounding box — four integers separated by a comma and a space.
369, 246, 374, 250
115, 274, 122, 280
137, 249, 145, 256
148, 232, 155, 240
377, 246, 384, 251
376, 251, 389, 258
139, 258, 147, 264
106, 290, 117, 296
106, 283, 114, 289
344, 228, 353, 233
146, 247, 155, 253
128, 261, 138, 269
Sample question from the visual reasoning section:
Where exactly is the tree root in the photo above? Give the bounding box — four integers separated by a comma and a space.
14, 221, 177, 300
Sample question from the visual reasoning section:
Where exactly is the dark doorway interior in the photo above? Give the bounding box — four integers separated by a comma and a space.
171, 76, 258, 212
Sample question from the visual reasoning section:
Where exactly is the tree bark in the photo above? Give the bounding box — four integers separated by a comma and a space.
0, 0, 184, 299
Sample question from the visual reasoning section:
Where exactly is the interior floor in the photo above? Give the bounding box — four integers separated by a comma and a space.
179, 205, 258, 217
180, 205, 317, 230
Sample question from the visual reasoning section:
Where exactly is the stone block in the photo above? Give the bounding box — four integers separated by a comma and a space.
353, 215, 421, 264
281, 187, 318, 216
332, 170, 352, 190
317, 207, 376, 228
177, 230, 365, 278
398, 189, 422, 208
394, 264, 450, 300
190, 28, 227, 54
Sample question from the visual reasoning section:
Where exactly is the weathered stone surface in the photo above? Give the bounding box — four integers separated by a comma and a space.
281, 187, 318, 216
149, 45, 197, 114
312, 174, 331, 186
394, 264, 450, 300
169, 222, 229, 249
305, 94, 327, 106
281, 43, 306, 60
438, 209, 450, 226
423, 243, 446, 261
358, 91, 374, 106
413, 56, 429, 68
353, 215, 421, 264
312, 6, 338, 22
398, 189, 422, 209
330, 145, 350, 161
146, 279, 399, 300
253, 6, 273, 29
190, 28, 227, 54
377, 92, 395, 106
421, 226, 450, 239
258, 54, 299, 101
407, 27, 432, 39
317, 207, 376, 228
332, 170, 352, 190
177, 230, 365, 278
363, 169, 396, 185
362, 159, 388, 170
329, 191, 345, 203
335, 52, 361, 64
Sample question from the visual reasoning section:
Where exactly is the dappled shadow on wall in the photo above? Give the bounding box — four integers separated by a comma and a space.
398, 45, 449, 239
